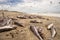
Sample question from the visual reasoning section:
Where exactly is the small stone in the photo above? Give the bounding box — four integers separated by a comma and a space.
46, 18, 49, 20
6, 34, 9, 36
10, 32, 14, 38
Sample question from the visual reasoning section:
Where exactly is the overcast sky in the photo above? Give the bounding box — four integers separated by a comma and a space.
0, 0, 60, 13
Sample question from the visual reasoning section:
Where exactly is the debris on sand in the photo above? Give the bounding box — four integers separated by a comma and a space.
10, 17, 17, 20
37, 16, 42, 19
38, 27, 44, 39
47, 23, 54, 30
0, 12, 17, 32
30, 25, 43, 40
30, 20, 42, 23
28, 15, 37, 19
10, 32, 15, 38
30, 20, 38, 23
14, 21, 24, 27
46, 18, 49, 20
17, 16, 27, 19
0, 25, 16, 32
47, 23, 57, 39
0, 17, 16, 32
51, 27, 57, 38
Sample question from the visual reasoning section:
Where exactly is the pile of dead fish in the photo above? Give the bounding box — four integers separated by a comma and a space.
0, 13, 17, 32
30, 23, 57, 40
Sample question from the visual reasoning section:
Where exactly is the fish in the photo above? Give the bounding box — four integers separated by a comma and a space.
30, 26, 43, 40
6, 19, 12, 25
14, 21, 24, 27
48, 27, 57, 40
47, 23, 57, 40
47, 23, 53, 30
51, 27, 57, 38
0, 25, 16, 32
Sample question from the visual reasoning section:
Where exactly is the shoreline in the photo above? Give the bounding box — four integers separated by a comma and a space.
28, 13, 60, 17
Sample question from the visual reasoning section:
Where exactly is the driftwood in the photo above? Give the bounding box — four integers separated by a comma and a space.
30, 26, 43, 40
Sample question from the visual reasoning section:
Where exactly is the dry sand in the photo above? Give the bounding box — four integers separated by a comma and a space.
0, 10, 60, 40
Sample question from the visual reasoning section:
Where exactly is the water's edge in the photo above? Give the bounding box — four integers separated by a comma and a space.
28, 13, 60, 17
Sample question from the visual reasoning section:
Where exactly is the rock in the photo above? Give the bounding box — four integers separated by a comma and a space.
46, 18, 49, 20
6, 34, 9, 36
10, 32, 14, 38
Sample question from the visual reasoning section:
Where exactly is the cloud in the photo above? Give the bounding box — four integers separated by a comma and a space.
0, 0, 7, 2
0, 0, 60, 13
23, 0, 43, 2
0, 0, 23, 5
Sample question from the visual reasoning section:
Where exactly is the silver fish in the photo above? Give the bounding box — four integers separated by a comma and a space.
30, 26, 43, 40
48, 27, 57, 40
51, 27, 57, 38
47, 23, 53, 30
0, 25, 16, 32
0, 25, 15, 29
47, 23, 57, 40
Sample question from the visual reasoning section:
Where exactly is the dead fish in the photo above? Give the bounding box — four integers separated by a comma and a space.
47, 23, 53, 30
10, 17, 17, 20
14, 21, 24, 27
30, 26, 43, 40
47, 23, 57, 39
51, 27, 57, 38
38, 27, 44, 39
6, 19, 12, 25
17, 16, 27, 19
48, 27, 57, 40
0, 25, 16, 32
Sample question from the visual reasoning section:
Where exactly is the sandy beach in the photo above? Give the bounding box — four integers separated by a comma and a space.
0, 10, 60, 40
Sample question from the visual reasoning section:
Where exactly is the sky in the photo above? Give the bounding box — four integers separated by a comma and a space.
0, 0, 60, 13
